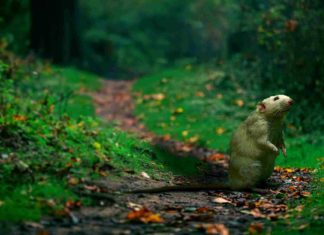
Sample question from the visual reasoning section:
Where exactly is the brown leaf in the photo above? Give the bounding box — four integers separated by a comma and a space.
242, 208, 266, 218
127, 207, 164, 224
13, 115, 27, 121
68, 177, 79, 185
196, 207, 213, 213
36, 230, 50, 235
196, 91, 205, 97
234, 99, 244, 107
83, 185, 100, 192
248, 222, 263, 234
206, 153, 226, 162
199, 224, 229, 235
285, 19, 298, 32
300, 191, 311, 197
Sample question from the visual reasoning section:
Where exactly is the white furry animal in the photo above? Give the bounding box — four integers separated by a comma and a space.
131, 95, 294, 193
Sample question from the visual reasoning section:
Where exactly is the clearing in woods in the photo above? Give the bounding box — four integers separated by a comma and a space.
9, 79, 312, 235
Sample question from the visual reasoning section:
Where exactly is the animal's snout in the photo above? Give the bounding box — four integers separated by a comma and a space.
288, 99, 294, 106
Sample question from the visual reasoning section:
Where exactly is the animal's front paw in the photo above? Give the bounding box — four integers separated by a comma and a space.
270, 145, 279, 154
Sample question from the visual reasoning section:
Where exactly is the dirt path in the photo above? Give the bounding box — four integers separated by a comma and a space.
91, 80, 221, 160
11, 79, 311, 235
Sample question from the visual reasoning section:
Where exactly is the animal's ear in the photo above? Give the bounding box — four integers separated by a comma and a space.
257, 102, 266, 112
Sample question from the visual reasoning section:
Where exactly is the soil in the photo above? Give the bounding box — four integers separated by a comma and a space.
3, 80, 312, 235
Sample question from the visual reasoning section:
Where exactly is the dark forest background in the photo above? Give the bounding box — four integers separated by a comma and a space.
1, 0, 324, 134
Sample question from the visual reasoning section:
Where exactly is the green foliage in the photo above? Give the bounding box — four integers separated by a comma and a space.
134, 66, 324, 234
0, 55, 203, 221
0, 0, 30, 54
134, 67, 253, 152
228, 0, 324, 133
80, 0, 233, 75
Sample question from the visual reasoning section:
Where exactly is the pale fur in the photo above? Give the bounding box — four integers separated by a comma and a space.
130, 95, 293, 193
228, 94, 293, 189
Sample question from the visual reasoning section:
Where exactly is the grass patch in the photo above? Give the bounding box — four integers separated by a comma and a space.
0, 56, 202, 221
134, 66, 324, 233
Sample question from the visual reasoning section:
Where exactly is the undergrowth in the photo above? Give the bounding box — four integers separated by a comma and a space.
134, 66, 324, 233
0, 53, 202, 222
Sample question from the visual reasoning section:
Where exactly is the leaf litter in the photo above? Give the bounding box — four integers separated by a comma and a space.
16, 80, 314, 235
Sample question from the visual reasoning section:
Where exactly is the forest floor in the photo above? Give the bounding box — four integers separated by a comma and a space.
6, 79, 312, 235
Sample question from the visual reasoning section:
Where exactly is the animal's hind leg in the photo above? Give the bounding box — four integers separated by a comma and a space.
236, 161, 263, 189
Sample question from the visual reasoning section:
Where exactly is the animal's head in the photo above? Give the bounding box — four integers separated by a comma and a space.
257, 95, 293, 118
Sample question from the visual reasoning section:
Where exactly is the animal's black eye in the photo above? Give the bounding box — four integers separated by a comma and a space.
273, 96, 279, 101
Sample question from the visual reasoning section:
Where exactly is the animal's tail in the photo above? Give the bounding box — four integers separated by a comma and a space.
129, 182, 230, 193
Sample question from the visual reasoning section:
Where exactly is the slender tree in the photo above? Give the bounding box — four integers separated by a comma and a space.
30, 0, 81, 63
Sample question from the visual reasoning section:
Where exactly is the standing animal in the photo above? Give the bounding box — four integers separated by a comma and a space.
131, 95, 293, 193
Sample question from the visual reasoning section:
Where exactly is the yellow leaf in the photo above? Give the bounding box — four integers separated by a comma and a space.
216, 93, 223, 99
68, 177, 79, 185
151, 93, 165, 101
188, 135, 199, 143
195, 91, 205, 97
182, 130, 189, 137
174, 108, 184, 114
235, 99, 244, 107
215, 127, 225, 135
93, 142, 101, 150
170, 116, 176, 121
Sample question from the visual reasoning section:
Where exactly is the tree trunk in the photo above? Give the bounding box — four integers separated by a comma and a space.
30, 0, 80, 64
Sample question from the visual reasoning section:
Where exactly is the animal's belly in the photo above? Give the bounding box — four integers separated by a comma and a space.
259, 154, 277, 181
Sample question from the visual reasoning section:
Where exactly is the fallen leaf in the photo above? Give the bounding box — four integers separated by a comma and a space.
298, 223, 309, 230
285, 19, 298, 32
174, 107, 184, 114
127, 202, 143, 210
248, 222, 263, 234
65, 200, 81, 209
182, 130, 189, 137
84, 184, 99, 192
196, 207, 213, 213
249, 208, 266, 218
188, 135, 199, 143
216, 93, 223, 99
140, 171, 150, 179
205, 84, 213, 91
127, 207, 163, 223
36, 230, 50, 235
196, 91, 205, 97
68, 177, 79, 185
162, 134, 171, 141
215, 127, 225, 135
234, 99, 244, 107
13, 115, 27, 121
300, 191, 311, 197
205, 153, 226, 162
199, 224, 229, 235
170, 115, 176, 121
213, 197, 231, 204
93, 142, 101, 150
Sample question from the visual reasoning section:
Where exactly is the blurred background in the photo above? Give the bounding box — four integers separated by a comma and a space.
1, 0, 324, 135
